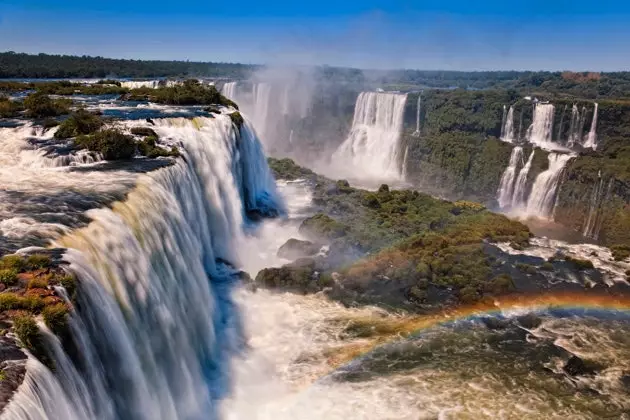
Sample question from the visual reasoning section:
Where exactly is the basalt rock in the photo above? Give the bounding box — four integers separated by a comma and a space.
277, 238, 320, 260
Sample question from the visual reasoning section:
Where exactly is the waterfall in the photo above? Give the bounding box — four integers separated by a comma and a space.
222, 82, 238, 101
525, 153, 573, 219
501, 106, 515, 143
577, 106, 588, 145
1, 116, 284, 420
511, 149, 535, 208
331, 92, 408, 181
526, 103, 555, 147
497, 147, 523, 208
556, 105, 567, 144
583, 173, 604, 238
413, 93, 422, 136
567, 105, 581, 148
583, 103, 599, 150
121, 80, 160, 89
501, 106, 507, 139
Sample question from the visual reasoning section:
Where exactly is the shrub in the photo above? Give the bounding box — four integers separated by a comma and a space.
42, 304, 69, 337
60, 275, 77, 298
0, 255, 24, 271
54, 109, 103, 139
23, 92, 70, 118
229, 111, 244, 128
486, 274, 515, 294
137, 136, 180, 158
28, 278, 49, 289
565, 256, 594, 270
541, 262, 554, 271
0, 269, 18, 286
21, 295, 45, 312
0, 97, 23, 118
12, 315, 49, 365
130, 127, 158, 137
26, 254, 52, 270
75, 129, 136, 160
0, 293, 21, 311
362, 193, 381, 209
42, 118, 59, 129
611, 245, 630, 261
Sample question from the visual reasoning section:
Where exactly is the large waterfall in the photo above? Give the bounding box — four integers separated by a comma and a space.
500, 106, 515, 143
413, 93, 422, 136
525, 153, 573, 219
1, 116, 284, 420
331, 92, 408, 181
121, 80, 161, 89
497, 147, 523, 208
583, 103, 599, 150
526, 103, 555, 147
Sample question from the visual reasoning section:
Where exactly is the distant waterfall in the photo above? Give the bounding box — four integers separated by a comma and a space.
332, 92, 408, 181
413, 93, 422, 136
526, 103, 555, 147
583, 173, 604, 239
222, 82, 238, 100
511, 150, 535, 208
583, 103, 599, 150
556, 105, 567, 144
501, 106, 515, 143
1, 116, 284, 420
121, 80, 160, 89
525, 153, 573, 218
567, 105, 581, 148
497, 147, 523, 208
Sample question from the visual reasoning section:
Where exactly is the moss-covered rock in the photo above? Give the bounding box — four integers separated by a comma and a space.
75, 129, 136, 160
54, 109, 104, 139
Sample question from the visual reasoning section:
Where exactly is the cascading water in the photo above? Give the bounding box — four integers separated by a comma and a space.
511, 149, 535, 208
525, 153, 573, 219
1, 115, 284, 420
497, 147, 523, 208
526, 103, 555, 147
412, 93, 422, 136
556, 105, 567, 144
501, 106, 515, 143
567, 105, 581, 148
121, 80, 160, 89
583, 103, 599, 150
222, 82, 238, 101
331, 92, 408, 181
583, 173, 604, 239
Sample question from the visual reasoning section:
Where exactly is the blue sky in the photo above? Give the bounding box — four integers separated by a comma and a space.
1, 0, 629, 71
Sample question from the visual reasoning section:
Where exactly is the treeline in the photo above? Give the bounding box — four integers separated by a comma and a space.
0, 51, 257, 79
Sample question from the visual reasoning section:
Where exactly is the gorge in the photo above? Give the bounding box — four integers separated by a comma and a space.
0, 71, 629, 419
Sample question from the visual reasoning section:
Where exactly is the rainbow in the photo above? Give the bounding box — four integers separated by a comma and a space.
322, 290, 630, 372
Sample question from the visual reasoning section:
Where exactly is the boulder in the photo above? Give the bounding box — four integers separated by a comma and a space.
277, 238, 320, 260
563, 355, 602, 376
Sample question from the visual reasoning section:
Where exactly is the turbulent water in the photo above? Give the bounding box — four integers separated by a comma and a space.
331, 92, 407, 181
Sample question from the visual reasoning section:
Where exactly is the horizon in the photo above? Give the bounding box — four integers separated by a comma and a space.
1, 1, 630, 72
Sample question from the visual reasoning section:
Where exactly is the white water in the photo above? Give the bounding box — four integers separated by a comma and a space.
501, 106, 515, 143
1, 115, 284, 420
525, 153, 573, 219
567, 105, 582, 148
331, 92, 408, 181
222, 82, 238, 100
497, 146, 523, 208
121, 80, 160, 89
583, 103, 599, 150
527, 103, 555, 147
413, 93, 422, 136
511, 149, 535, 208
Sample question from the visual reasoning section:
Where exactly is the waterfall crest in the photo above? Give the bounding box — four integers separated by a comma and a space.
527, 103, 555, 147
1, 115, 284, 420
332, 92, 408, 181
525, 153, 573, 219
497, 147, 523, 208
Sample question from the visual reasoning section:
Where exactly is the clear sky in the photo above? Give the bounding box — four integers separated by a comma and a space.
1, 0, 629, 71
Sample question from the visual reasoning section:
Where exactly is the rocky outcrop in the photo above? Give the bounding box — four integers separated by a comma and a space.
277, 239, 320, 260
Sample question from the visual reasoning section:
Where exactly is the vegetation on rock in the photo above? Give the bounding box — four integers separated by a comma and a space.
54, 109, 104, 139
126, 79, 237, 107
23, 92, 71, 118
75, 129, 136, 160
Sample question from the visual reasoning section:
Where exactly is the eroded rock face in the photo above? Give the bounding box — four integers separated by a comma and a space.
0, 335, 27, 412
277, 238, 320, 260
563, 355, 602, 377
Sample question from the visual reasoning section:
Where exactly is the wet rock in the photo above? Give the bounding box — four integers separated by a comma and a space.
277, 238, 320, 260
204, 105, 222, 115
0, 335, 28, 412
516, 313, 542, 329
620, 372, 630, 389
482, 317, 510, 330
563, 355, 602, 376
